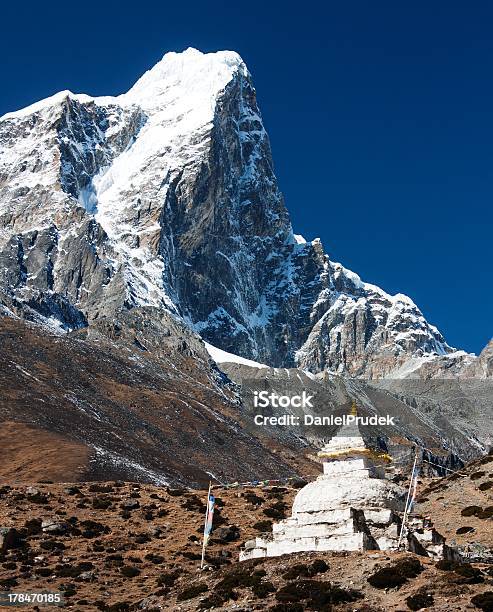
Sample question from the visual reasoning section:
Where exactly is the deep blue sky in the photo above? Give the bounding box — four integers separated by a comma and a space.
1, 1, 491, 354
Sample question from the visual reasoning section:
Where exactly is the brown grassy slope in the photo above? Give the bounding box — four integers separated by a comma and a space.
0, 421, 90, 483
0, 314, 314, 486
416, 453, 493, 550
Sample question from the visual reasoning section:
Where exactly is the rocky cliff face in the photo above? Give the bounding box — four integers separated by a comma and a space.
461, 339, 493, 379
0, 48, 485, 377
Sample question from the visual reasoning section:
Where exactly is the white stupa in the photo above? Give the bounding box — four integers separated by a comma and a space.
240, 409, 451, 561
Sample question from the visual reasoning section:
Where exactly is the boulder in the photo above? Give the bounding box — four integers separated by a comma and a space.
41, 519, 68, 535
0, 528, 24, 552
213, 525, 240, 543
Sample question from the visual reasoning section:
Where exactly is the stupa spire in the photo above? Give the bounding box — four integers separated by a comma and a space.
317, 401, 367, 461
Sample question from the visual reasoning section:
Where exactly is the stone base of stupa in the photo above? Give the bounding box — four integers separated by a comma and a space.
240, 505, 452, 560
240, 506, 402, 560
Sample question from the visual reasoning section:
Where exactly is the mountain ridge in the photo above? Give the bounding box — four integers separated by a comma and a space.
0, 48, 488, 378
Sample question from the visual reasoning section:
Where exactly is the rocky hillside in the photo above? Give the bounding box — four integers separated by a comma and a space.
0, 310, 488, 489
417, 452, 493, 559
1, 478, 493, 611
0, 313, 316, 487
1, 47, 485, 378
216, 359, 491, 466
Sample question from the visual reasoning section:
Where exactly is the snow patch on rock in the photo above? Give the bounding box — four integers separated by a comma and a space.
205, 341, 268, 369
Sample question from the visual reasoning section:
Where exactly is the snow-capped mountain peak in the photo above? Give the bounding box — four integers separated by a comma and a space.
0, 48, 479, 378
124, 48, 247, 112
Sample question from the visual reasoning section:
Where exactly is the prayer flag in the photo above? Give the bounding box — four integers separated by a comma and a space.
203, 491, 215, 545
200, 484, 215, 568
